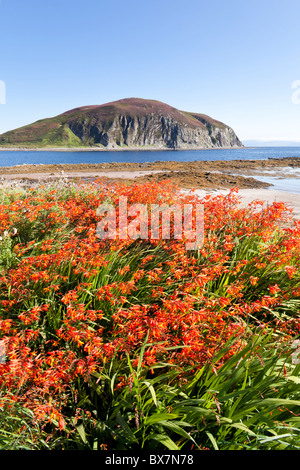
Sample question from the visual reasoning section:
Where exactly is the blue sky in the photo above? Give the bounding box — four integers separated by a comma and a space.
0, 0, 300, 142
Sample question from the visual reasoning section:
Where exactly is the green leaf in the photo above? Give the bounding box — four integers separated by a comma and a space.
148, 433, 180, 450
142, 381, 158, 407
115, 413, 138, 443
228, 422, 257, 436
286, 376, 300, 384
206, 432, 219, 450
137, 332, 150, 374
145, 413, 179, 425
110, 372, 118, 395
259, 433, 292, 444
76, 424, 87, 444
159, 420, 194, 441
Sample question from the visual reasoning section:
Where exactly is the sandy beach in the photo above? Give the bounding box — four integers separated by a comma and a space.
191, 188, 300, 219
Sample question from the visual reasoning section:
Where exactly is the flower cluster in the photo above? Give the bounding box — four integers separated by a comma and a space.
0, 180, 299, 439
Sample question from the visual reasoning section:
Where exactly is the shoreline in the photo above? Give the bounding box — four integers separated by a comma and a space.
0, 156, 299, 171
0, 157, 299, 191
0, 146, 247, 152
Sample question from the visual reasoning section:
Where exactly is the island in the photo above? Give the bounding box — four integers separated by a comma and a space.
0, 97, 243, 150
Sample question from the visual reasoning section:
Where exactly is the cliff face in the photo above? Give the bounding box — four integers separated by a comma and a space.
68, 114, 242, 150
0, 98, 243, 149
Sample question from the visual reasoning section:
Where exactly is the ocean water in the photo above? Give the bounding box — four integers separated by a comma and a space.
249, 174, 300, 194
0, 146, 299, 167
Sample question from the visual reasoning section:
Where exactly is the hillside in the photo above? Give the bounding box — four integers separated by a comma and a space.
0, 98, 243, 150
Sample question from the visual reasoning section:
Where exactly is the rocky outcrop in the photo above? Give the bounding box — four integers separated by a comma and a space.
0, 98, 243, 149
68, 112, 242, 150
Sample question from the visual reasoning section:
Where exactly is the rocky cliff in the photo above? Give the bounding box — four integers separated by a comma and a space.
0, 98, 243, 150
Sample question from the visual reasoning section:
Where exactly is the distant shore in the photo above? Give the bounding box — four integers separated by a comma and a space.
0, 145, 247, 152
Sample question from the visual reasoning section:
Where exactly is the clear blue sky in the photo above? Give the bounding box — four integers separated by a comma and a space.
0, 0, 300, 142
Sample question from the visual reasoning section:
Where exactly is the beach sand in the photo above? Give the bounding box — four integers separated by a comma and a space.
190, 188, 300, 219
0, 169, 169, 182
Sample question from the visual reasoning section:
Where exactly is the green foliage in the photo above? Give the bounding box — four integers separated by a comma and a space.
0, 182, 300, 450
0, 233, 16, 269
60, 333, 300, 450
0, 394, 46, 450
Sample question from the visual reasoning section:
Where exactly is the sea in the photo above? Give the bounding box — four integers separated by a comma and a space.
0, 146, 300, 194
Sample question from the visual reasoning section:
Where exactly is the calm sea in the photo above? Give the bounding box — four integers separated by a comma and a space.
0, 146, 299, 167
0, 146, 300, 193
